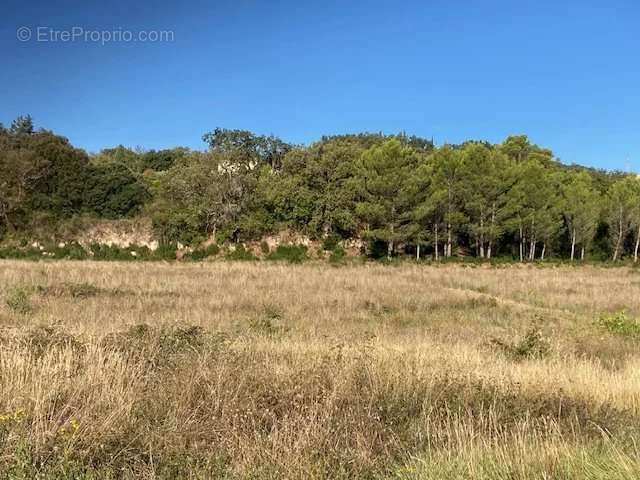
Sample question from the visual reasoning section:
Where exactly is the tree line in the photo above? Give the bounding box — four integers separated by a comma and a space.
1, 115, 639, 262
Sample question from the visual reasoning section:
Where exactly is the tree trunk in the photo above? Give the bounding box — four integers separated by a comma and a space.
446, 184, 453, 258
570, 229, 576, 261
434, 223, 439, 261
529, 238, 536, 261
488, 203, 496, 261
529, 217, 536, 261
0, 205, 13, 233
387, 240, 393, 260
519, 225, 524, 262
541, 242, 546, 260
581, 246, 585, 261
479, 216, 485, 258
613, 218, 623, 261
635, 226, 640, 263
416, 244, 420, 261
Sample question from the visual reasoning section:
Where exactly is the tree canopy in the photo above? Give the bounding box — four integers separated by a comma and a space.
2, 116, 639, 261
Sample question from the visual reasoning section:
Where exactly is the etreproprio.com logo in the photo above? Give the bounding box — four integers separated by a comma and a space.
16, 26, 174, 45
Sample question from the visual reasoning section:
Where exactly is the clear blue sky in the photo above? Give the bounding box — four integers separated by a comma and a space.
1, 0, 639, 171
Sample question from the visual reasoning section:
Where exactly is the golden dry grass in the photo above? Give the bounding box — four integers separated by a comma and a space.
0, 260, 639, 478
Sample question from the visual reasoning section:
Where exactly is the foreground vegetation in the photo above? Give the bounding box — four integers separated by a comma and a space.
1, 260, 640, 478
2, 116, 640, 263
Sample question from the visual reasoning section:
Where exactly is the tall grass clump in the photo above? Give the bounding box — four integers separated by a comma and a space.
5, 287, 34, 314
267, 244, 308, 263
598, 310, 640, 337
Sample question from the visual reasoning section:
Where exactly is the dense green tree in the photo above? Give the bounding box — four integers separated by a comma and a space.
562, 171, 601, 260
9, 115, 34, 136
409, 156, 442, 259
505, 160, 560, 261
141, 148, 189, 172
202, 128, 291, 171
606, 177, 639, 261
0, 121, 91, 230
281, 139, 363, 237
0, 145, 43, 232
459, 144, 515, 258
152, 151, 255, 243
356, 140, 419, 258
431, 146, 466, 257
84, 162, 149, 218
628, 179, 640, 263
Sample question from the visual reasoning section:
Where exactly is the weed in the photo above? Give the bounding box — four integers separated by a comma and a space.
267, 244, 308, 263
322, 234, 342, 252
5, 287, 33, 314
248, 305, 289, 337
37, 282, 101, 298
598, 310, 640, 337
328, 247, 346, 264
225, 244, 256, 261
22, 326, 82, 357
491, 326, 551, 360
186, 244, 220, 261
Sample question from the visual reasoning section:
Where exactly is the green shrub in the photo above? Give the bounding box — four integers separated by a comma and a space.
186, 244, 219, 261
598, 311, 640, 337
52, 242, 89, 260
6, 288, 34, 314
88, 243, 175, 261
89, 243, 132, 261
260, 241, 270, 255
328, 246, 346, 264
225, 244, 256, 261
0, 246, 43, 260
248, 305, 288, 338
151, 243, 177, 261
322, 235, 341, 252
491, 327, 551, 360
267, 244, 308, 263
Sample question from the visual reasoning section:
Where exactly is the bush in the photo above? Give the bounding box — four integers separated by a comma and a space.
88, 243, 175, 261
6, 288, 34, 314
267, 244, 308, 264
598, 311, 640, 337
0, 246, 43, 260
248, 305, 289, 338
328, 246, 346, 264
185, 244, 219, 261
89, 243, 133, 261
260, 241, 270, 255
225, 244, 256, 261
151, 243, 177, 261
50, 242, 89, 260
322, 235, 342, 252
491, 326, 551, 360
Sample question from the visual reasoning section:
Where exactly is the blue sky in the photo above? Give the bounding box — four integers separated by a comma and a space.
1, 0, 639, 171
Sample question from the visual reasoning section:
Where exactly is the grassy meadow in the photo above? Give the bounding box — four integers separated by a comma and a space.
1, 260, 640, 478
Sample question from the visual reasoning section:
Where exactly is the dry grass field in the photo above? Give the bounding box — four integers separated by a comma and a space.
1, 260, 640, 478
